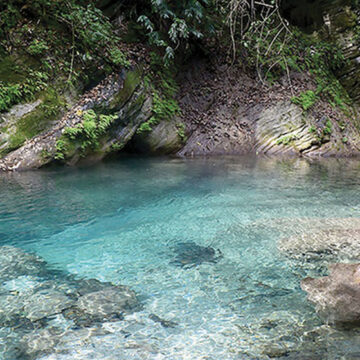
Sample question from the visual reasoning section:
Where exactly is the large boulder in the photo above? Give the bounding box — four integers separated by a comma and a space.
131, 117, 185, 155
301, 263, 360, 325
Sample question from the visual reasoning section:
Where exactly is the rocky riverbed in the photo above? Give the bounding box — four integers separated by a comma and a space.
0, 245, 140, 359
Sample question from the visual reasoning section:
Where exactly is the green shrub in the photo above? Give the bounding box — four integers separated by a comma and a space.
291, 90, 318, 111
308, 125, 316, 133
323, 119, 332, 135
176, 122, 187, 142
56, 109, 118, 159
108, 48, 130, 68
276, 134, 298, 146
27, 39, 49, 55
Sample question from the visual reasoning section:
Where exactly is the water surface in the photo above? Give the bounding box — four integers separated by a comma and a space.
1, 156, 360, 359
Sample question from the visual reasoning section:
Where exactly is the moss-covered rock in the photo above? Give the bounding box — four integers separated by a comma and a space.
0, 68, 154, 170
321, 1, 360, 103
0, 88, 66, 157
131, 117, 185, 155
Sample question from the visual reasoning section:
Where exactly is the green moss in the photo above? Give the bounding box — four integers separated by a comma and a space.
109, 68, 142, 110
0, 56, 27, 83
332, 10, 357, 30
136, 89, 180, 134
6, 88, 65, 152
136, 59, 180, 135
17, 89, 63, 136
6, 133, 26, 153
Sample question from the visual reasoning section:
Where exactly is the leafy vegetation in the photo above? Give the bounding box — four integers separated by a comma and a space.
276, 134, 298, 146
135, 0, 213, 65
0, 68, 49, 112
323, 119, 333, 135
0, 0, 131, 114
108, 48, 131, 68
137, 53, 180, 134
291, 91, 318, 111
176, 122, 187, 142
55, 109, 118, 160
27, 39, 49, 56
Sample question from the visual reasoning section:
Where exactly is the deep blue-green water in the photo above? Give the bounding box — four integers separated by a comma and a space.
1, 156, 360, 359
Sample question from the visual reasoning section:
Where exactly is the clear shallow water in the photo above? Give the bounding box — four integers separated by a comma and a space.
1, 156, 360, 359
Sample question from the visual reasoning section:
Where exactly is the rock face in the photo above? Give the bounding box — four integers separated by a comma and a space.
0, 68, 153, 171
131, 117, 185, 155
301, 263, 360, 325
0, 2, 359, 170
321, 1, 360, 103
177, 58, 360, 159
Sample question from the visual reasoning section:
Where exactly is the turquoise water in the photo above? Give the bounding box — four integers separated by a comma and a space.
1, 156, 360, 359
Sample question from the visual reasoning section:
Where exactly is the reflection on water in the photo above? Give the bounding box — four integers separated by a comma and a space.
0, 155, 360, 359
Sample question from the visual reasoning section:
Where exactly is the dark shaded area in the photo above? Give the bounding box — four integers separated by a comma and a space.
280, 0, 325, 31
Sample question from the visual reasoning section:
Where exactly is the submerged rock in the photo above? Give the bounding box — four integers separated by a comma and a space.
301, 263, 360, 326
148, 313, 178, 328
67, 278, 117, 296
255, 217, 360, 235
0, 246, 47, 280
75, 286, 139, 318
0, 245, 141, 359
20, 326, 109, 358
170, 242, 222, 268
233, 310, 330, 359
278, 228, 360, 261
24, 289, 74, 322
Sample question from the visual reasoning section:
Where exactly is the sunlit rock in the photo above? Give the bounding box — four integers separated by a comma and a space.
278, 228, 360, 261
23, 289, 74, 322
20, 326, 108, 358
301, 263, 360, 325
75, 286, 139, 318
